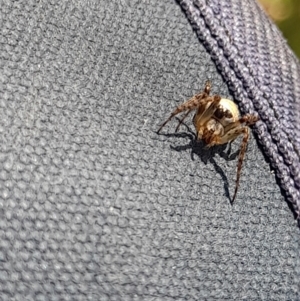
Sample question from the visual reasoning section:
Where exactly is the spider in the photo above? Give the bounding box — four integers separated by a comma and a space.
157, 81, 259, 202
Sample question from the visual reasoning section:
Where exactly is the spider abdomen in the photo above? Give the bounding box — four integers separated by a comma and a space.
214, 98, 239, 127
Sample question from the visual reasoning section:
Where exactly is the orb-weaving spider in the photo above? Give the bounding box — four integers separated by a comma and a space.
157, 81, 259, 202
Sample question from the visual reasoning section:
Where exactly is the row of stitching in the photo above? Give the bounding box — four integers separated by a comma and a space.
178, 0, 300, 216
248, 4, 300, 188
193, 0, 300, 172
198, 0, 300, 209
202, 0, 300, 211
250, 13, 300, 190
291, 61, 300, 157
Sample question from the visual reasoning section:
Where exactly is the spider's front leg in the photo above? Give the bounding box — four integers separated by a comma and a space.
175, 109, 193, 132
224, 114, 259, 133
157, 81, 212, 134
206, 113, 258, 147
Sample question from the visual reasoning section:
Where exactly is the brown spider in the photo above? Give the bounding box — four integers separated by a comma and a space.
157, 81, 259, 202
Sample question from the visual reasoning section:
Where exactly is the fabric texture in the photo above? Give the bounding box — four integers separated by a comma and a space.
0, 0, 299, 300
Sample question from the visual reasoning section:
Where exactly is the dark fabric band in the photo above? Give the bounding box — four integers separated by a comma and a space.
178, 0, 300, 217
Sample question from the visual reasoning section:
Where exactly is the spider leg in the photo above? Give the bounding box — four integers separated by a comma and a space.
195, 95, 221, 126
175, 109, 192, 132
224, 114, 259, 133
207, 113, 258, 146
206, 125, 250, 202
232, 127, 249, 203
194, 95, 222, 139
157, 81, 211, 134
203, 80, 211, 94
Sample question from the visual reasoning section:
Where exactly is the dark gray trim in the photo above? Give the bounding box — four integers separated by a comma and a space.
178, 0, 300, 219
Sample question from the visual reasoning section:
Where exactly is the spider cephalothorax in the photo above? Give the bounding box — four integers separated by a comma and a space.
157, 81, 259, 202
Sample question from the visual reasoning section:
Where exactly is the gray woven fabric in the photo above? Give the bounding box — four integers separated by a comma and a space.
0, 0, 299, 300
179, 0, 300, 218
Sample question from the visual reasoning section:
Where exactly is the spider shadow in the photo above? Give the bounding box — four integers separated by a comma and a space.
158, 122, 239, 204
